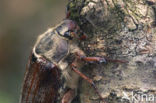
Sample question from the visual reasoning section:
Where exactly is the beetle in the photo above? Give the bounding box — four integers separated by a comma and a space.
19, 19, 105, 103
20, 18, 127, 103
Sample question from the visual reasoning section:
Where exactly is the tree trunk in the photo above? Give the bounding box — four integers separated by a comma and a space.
67, 0, 156, 103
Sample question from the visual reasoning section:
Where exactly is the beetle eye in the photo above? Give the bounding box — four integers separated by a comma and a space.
64, 31, 73, 40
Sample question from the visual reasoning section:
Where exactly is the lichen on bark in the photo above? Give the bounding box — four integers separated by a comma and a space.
67, 0, 156, 103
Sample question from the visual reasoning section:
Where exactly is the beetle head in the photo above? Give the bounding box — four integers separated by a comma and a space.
56, 19, 86, 40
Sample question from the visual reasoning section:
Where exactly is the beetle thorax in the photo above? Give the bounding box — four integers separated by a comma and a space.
33, 28, 69, 64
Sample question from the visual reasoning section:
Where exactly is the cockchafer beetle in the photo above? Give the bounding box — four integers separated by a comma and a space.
20, 18, 127, 103
19, 19, 107, 103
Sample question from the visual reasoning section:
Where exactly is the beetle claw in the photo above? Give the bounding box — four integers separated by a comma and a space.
99, 58, 106, 63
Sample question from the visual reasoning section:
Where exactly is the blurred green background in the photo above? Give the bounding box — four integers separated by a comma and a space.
0, 0, 67, 103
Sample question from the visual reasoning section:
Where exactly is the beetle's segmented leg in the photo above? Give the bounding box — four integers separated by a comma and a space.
104, 57, 128, 63
71, 64, 106, 103
82, 57, 106, 63
75, 52, 127, 63
75, 52, 106, 63
62, 89, 76, 103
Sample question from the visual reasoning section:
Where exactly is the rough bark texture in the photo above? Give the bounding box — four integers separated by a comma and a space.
67, 0, 156, 103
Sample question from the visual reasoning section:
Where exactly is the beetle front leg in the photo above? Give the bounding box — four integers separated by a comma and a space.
81, 57, 106, 63
62, 89, 76, 103
75, 52, 127, 63
71, 63, 106, 103
75, 52, 107, 63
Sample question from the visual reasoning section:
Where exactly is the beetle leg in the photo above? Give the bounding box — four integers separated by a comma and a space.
62, 89, 76, 103
71, 63, 106, 103
103, 57, 128, 63
75, 52, 106, 63
75, 52, 127, 63
82, 57, 106, 63
82, 57, 127, 63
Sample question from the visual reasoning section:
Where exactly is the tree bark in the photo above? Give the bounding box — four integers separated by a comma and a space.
67, 0, 156, 103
